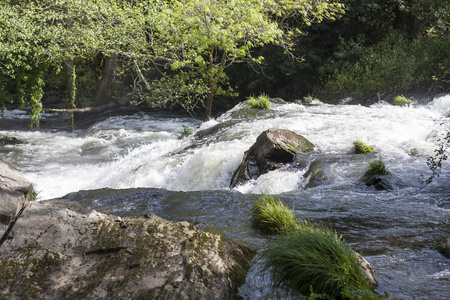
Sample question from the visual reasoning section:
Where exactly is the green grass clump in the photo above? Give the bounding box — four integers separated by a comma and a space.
363, 160, 390, 179
251, 195, 299, 234
393, 95, 412, 106
353, 140, 375, 154
263, 225, 381, 299
247, 94, 271, 109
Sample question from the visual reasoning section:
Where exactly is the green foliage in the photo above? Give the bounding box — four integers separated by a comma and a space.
247, 94, 271, 110
179, 125, 193, 140
353, 141, 374, 154
140, 0, 344, 118
263, 224, 377, 299
320, 31, 450, 99
0, 0, 146, 125
393, 95, 412, 106
363, 160, 390, 179
251, 195, 300, 234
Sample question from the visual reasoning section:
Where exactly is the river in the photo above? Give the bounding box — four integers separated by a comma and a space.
1, 95, 449, 299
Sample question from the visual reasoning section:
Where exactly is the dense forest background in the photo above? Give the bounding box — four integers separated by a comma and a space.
0, 0, 449, 124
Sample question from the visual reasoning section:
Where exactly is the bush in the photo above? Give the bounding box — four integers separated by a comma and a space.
393, 95, 412, 106
263, 225, 380, 299
178, 125, 192, 139
353, 140, 375, 154
251, 195, 299, 234
363, 160, 390, 179
247, 94, 271, 109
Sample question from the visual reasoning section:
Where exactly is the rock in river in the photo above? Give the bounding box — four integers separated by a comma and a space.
0, 159, 255, 299
230, 129, 314, 188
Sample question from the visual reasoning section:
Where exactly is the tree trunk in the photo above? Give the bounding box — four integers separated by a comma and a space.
94, 54, 118, 106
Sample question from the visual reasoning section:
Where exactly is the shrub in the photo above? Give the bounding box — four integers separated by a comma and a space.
353, 140, 375, 154
251, 195, 299, 234
363, 160, 390, 179
178, 125, 192, 139
263, 225, 379, 299
247, 94, 271, 109
393, 95, 412, 106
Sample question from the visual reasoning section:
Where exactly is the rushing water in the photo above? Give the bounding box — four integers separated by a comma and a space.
1, 95, 449, 299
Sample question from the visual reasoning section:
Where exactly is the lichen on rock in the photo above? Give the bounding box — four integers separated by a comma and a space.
0, 160, 255, 300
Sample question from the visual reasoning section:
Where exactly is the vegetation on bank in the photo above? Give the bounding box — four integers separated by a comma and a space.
251, 194, 382, 299
1, 0, 448, 125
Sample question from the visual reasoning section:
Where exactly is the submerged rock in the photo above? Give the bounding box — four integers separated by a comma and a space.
230, 129, 314, 188
364, 175, 394, 191
437, 234, 450, 259
0, 160, 255, 300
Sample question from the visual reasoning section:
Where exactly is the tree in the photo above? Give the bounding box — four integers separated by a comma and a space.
0, 0, 143, 126
137, 0, 344, 118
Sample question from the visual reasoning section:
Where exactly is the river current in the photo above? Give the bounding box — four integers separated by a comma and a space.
1, 95, 449, 299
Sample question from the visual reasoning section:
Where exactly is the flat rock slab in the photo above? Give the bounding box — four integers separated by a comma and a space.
0, 199, 254, 299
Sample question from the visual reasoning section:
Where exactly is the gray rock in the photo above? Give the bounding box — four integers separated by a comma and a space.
230, 129, 314, 188
0, 160, 255, 299
437, 234, 450, 259
0, 158, 33, 231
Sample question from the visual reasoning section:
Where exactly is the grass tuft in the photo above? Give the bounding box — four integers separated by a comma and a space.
247, 94, 271, 109
353, 140, 375, 154
251, 195, 300, 234
262, 225, 380, 299
393, 95, 413, 106
363, 159, 390, 179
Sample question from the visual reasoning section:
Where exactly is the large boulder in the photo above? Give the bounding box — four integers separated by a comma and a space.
0, 158, 33, 235
230, 129, 314, 188
0, 161, 255, 300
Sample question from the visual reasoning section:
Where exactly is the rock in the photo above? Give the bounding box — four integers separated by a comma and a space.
355, 252, 378, 288
230, 129, 314, 188
0, 159, 33, 232
364, 175, 393, 191
437, 234, 450, 259
0, 160, 255, 299
0, 136, 26, 146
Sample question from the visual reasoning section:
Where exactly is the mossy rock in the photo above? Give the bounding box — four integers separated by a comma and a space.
0, 200, 255, 299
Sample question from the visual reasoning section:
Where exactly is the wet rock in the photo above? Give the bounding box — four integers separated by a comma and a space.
356, 252, 378, 288
0, 159, 32, 233
230, 129, 314, 188
0, 161, 255, 300
0, 136, 26, 146
437, 234, 450, 259
364, 175, 393, 191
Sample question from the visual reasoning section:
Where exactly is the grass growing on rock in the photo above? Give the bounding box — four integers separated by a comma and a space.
363, 159, 390, 179
247, 94, 271, 109
262, 225, 382, 299
353, 140, 375, 154
393, 95, 413, 106
251, 195, 300, 234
